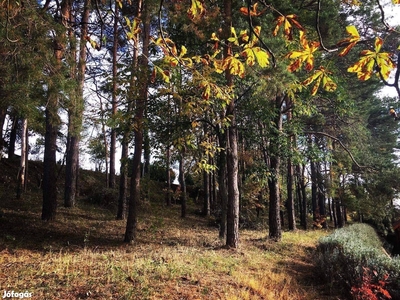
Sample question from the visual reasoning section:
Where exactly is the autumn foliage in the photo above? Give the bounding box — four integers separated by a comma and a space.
153, 0, 399, 101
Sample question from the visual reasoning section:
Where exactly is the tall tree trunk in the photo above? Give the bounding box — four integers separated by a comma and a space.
226, 115, 239, 248
268, 155, 282, 240
267, 96, 283, 241
8, 115, 17, 159
203, 168, 210, 216
223, 0, 239, 249
166, 145, 172, 206
117, 139, 128, 220
179, 151, 187, 218
287, 156, 296, 230
42, 0, 70, 221
317, 162, 327, 228
143, 126, 151, 176
109, 2, 119, 189
286, 108, 296, 231
310, 159, 318, 225
17, 118, 27, 199
98, 96, 109, 182
0, 107, 6, 159
218, 130, 228, 239
42, 96, 59, 221
296, 164, 307, 229
125, 0, 149, 243
64, 0, 89, 207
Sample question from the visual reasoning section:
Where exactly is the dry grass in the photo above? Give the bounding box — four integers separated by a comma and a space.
0, 199, 335, 300
0, 162, 337, 299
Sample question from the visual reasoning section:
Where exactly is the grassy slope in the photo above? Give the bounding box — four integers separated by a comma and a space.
0, 159, 337, 300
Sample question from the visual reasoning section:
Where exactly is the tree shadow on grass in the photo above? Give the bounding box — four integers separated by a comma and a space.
0, 204, 125, 253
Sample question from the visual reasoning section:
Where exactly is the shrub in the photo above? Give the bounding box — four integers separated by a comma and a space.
316, 223, 400, 299
86, 187, 119, 209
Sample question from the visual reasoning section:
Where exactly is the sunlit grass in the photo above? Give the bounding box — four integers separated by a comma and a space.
0, 172, 334, 299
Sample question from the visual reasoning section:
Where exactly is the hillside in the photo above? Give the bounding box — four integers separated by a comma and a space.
0, 158, 339, 299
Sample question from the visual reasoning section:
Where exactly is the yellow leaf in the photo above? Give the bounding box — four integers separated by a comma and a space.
213, 59, 225, 74
153, 66, 170, 83
241, 48, 256, 66
224, 56, 245, 78
180, 45, 187, 58
337, 25, 360, 56
239, 30, 249, 43
211, 32, 219, 41
347, 37, 395, 80
286, 31, 319, 72
253, 47, 270, 68
228, 27, 239, 46
239, 3, 266, 16
273, 14, 304, 40
322, 75, 337, 92
392, 0, 400, 4
303, 67, 337, 95
187, 0, 205, 20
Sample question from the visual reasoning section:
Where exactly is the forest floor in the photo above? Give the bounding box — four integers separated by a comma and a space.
0, 159, 342, 300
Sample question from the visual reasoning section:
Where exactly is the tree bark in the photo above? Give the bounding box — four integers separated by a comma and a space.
218, 130, 228, 240
64, 0, 88, 207
42, 91, 59, 221
222, 0, 239, 249
8, 115, 17, 159
310, 159, 318, 225
124, 0, 148, 243
42, 0, 70, 220
109, 1, 119, 189
0, 107, 6, 159
296, 164, 307, 229
117, 141, 128, 220
203, 168, 210, 216
286, 108, 296, 231
317, 162, 327, 228
179, 151, 187, 218
287, 156, 296, 230
268, 96, 283, 241
17, 118, 27, 199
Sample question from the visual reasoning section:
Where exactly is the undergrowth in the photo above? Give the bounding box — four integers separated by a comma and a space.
0, 160, 338, 299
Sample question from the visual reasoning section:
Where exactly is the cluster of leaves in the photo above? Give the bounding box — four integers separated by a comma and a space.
159, 0, 400, 101
351, 267, 391, 300
317, 224, 400, 298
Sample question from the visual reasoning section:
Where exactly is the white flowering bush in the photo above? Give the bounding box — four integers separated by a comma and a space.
316, 223, 400, 299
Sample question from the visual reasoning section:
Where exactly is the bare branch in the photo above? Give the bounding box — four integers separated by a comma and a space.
304, 131, 371, 170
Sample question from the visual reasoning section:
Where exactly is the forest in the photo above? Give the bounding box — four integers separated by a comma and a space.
1, 0, 400, 298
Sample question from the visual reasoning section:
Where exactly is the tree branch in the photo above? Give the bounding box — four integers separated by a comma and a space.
304, 131, 371, 170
